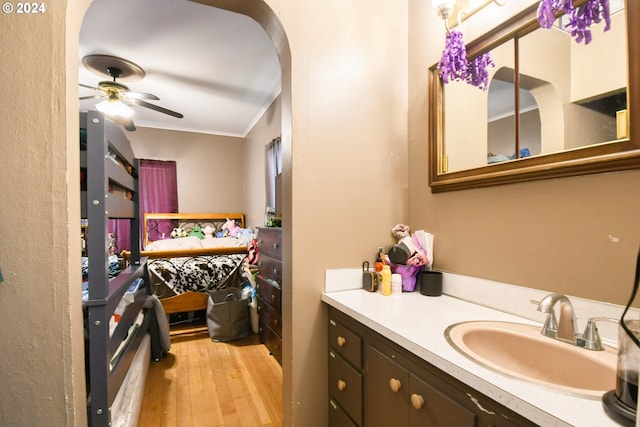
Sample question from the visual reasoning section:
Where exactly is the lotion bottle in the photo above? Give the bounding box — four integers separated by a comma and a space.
391, 273, 402, 296
381, 265, 392, 296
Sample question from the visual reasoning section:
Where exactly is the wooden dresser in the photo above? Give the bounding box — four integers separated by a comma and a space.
256, 227, 282, 365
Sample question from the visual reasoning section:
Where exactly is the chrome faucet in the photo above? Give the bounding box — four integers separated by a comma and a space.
537, 293, 578, 343
536, 293, 617, 350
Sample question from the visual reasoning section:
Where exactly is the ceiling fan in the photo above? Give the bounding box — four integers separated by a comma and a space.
79, 54, 183, 131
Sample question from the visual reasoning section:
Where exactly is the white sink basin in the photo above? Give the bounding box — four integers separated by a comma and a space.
445, 320, 617, 398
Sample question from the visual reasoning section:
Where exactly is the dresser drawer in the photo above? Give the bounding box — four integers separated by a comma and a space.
256, 275, 281, 312
258, 227, 282, 260
258, 254, 282, 284
259, 321, 282, 365
329, 350, 363, 427
329, 316, 362, 370
257, 297, 282, 337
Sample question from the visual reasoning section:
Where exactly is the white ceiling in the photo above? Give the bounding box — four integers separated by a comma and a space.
79, 0, 281, 137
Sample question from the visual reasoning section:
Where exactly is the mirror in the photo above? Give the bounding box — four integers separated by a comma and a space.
429, 0, 638, 192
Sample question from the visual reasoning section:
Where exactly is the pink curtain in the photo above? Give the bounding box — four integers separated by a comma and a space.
109, 159, 178, 252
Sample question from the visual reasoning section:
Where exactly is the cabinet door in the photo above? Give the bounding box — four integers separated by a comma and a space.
409, 373, 476, 427
364, 345, 410, 427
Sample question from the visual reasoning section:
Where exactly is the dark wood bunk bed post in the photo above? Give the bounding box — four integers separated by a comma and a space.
81, 111, 162, 427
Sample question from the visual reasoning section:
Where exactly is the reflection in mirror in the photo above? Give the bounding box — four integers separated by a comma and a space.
429, 1, 637, 192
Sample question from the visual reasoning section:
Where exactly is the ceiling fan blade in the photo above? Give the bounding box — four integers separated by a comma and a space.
79, 83, 101, 91
129, 99, 184, 119
79, 95, 106, 101
125, 91, 160, 101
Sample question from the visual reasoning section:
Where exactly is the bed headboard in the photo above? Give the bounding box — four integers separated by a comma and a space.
143, 212, 246, 249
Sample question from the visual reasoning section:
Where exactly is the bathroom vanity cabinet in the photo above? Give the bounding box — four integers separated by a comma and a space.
328, 306, 537, 427
257, 227, 282, 365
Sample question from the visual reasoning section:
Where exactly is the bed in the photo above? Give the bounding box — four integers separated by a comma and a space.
122, 213, 252, 319
81, 110, 168, 427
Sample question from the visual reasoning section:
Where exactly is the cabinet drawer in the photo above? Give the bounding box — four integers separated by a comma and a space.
257, 297, 282, 337
329, 317, 362, 369
256, 275, 281, 312
410, 372, 475, 427
329, 350, 363, 427
258, 254, 282, 284
257, 227, 282, 259
259, 321, 282, 365
329, 399, 358, 427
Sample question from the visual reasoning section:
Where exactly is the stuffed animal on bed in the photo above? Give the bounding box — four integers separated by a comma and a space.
221, 218, 242, 238
202, 225, 215, 239
188, 225, 205, 239
170, 227, 187, 238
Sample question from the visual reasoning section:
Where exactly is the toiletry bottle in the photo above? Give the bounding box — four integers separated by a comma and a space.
375, 261, 383, 292
381, 265, 392, 296
391, 273, 402, 296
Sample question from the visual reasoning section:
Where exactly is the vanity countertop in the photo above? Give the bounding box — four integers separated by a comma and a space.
321, 288, 620, 427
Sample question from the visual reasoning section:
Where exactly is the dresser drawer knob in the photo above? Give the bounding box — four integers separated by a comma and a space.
389, 378, 402, 393
337, 379, 347, 392
336, 336, 346, 347
411, 393, 424, 410
273, 242, 279, 250
274, 319, 279, 326
273, 268, 279, 275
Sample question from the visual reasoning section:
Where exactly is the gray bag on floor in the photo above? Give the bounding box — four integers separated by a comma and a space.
206, 287, 250, 342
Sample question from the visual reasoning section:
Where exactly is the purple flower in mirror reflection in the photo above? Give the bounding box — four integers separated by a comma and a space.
537, 0, 575, 28
537, 0, 610, 44
537, 0, 557, 28
566, 0, 611, 44
438, 29, 468, 84
466, 53, 495, 91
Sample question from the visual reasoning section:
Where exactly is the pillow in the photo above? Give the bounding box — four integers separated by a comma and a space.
146, 236, 203, 251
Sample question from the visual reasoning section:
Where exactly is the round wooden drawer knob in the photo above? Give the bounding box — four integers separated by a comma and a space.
336, 336, 346, 347
337, 379, 347, 392
411, 393, 424, 410
389, 378, 402, 393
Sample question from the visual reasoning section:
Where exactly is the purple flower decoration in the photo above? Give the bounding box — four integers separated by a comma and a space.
537, 0, 557, 29
438, 29, 468, 84
466, 52, 495, 91
537, 0, 611, 44
538, 0, 575, 28
566, 0, 611, 44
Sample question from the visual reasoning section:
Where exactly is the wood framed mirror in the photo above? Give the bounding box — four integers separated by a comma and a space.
428, 0, 638, 192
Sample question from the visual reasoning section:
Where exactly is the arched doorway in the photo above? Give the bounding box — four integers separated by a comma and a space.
70, 0, 292, 424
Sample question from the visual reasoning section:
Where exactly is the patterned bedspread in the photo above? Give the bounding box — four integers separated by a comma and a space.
147, 254, 245, 295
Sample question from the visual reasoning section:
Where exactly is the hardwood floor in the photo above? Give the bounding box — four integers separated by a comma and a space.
138, 328, 282, 427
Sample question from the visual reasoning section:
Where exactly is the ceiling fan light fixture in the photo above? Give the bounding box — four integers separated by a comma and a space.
96, 99, 135, 119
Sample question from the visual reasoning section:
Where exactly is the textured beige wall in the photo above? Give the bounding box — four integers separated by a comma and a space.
409, 0, 640, 307
130, 127, 247, 214
0, 1, 90, 426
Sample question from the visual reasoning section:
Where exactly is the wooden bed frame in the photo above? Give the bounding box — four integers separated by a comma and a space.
122, 212, 249, 318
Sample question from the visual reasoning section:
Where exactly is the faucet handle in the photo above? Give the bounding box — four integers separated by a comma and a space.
579, 317, 618, 351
